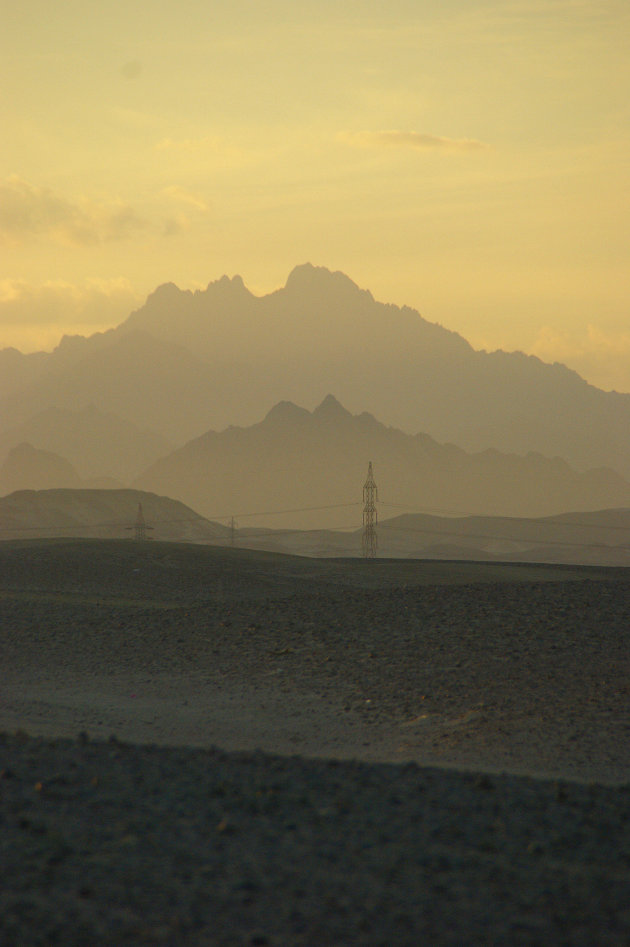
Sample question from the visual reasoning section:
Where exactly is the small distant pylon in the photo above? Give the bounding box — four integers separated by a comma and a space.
362, 461, 378, 558
127, 502, 153, 541
230, 516, 238, 547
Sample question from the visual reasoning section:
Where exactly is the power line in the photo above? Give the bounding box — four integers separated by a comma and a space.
0, 516, 216, 534
0, 501, 362, 535
2, 495, 630, 554
235, 520, 630, 553
206, 501, 362, 520
379, 502, 630, 533
377, 521, 630, 551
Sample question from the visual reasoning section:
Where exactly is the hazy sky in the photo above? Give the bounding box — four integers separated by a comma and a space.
2, 0, 628, 390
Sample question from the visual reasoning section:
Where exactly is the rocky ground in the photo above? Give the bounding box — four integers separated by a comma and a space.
1, 539, 630, 944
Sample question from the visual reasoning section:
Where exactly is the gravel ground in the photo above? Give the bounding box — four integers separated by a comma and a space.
1, 539, 630, 944
2, 733, 630, 946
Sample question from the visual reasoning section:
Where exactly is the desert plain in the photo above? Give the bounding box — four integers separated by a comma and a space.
1, 538, 630, 944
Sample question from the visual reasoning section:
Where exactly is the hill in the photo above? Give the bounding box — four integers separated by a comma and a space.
0, 488, 230, 543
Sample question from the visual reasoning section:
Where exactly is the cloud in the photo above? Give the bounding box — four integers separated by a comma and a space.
530, 324, 630, 393
340, 131, 489, 152
0, 176, 151, 246
162, 185, 211, 213
0, 278, 141, 336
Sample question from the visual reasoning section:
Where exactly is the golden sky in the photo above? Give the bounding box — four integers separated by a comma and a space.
1, 0, 629, 390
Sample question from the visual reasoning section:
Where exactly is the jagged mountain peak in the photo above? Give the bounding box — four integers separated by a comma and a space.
263, 395, 353, 426
205, 273, 249, 294
263, 400, 311, 425
312, 394, 352, 420
145, 281, 190, 305
284, 263, 372, 301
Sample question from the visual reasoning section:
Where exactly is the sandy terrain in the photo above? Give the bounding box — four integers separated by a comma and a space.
1, 539, 630, 943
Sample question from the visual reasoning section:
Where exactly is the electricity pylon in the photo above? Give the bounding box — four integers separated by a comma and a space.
127, 502, 153, 541
362, 461, 378, 558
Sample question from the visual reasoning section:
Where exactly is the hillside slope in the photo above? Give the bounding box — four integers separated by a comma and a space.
0, 489, 229, 543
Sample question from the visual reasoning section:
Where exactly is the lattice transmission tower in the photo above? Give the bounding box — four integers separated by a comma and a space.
362, 461, 378, 558
127, 502, 153, 541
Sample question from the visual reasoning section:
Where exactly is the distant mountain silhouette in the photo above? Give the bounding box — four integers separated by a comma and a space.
0, 405, 172, 483
0, 443, 100, 495
133, 396, 630, 529
0, 488, 229, 543
0, 347, 48, 402
0, 330, 226, 443
2, 264, 630, 476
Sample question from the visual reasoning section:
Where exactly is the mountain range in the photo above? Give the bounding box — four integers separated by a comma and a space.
0, 442, 117, 496
133, 395, 630, 530
2, 263, 630, 480
0, 405, 171, 483
3, 393, 628, 530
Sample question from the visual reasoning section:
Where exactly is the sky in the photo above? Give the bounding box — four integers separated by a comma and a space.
1, 0, 629, 391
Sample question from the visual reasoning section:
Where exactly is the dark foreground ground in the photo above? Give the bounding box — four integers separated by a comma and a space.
1, 539, 630, 944
2, 732, 630, 946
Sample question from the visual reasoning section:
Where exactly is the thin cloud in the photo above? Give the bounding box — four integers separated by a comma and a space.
162, 185, 211, 213
530, 324, 630, 393
0, 277, 140, 328
340, 130, 489, 152
0, 176, 151, 246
